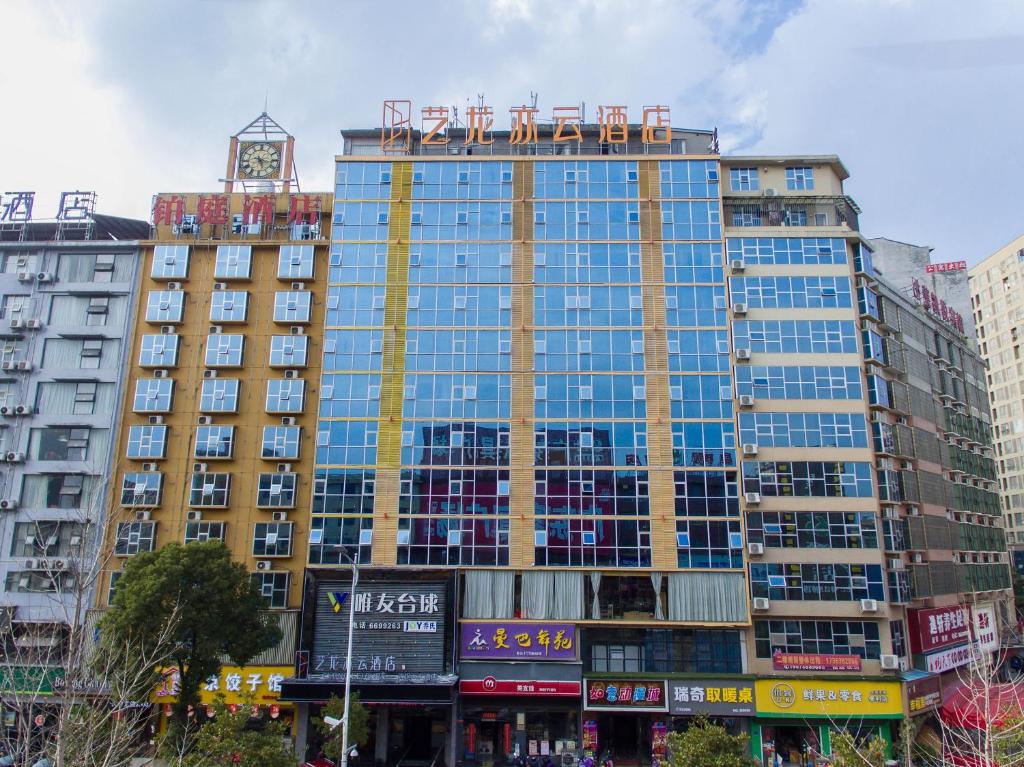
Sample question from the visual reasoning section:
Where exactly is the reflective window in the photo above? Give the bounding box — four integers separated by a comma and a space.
730, 276, 852, 309
119, 472, 162, 506
205, 334, 244, 367
785, 166, 815, 191
199, 379, 240, 413
209, 291, 248, 323
139, 335, 179, 367
746, 511, 878, 548
738, 412, 869, 449
114, 522, 156, 556
189, 473, 231, 507
266, 379, 305, 413
274, 291, 312, 323
253, 522, 294, 557
754, 620, 881, 660
676, 519, 743, 568
743, 461, 873, 498
126, 425, 167, 459
133, 378, 174, 413
278, 245, 315, 280
732, 320, 858, 355
145, 291, 184, 323
320, 374, 381, 418
151, 245, 190, 279
729, 167, 759, 192
194, 425, 235, 459
750, 563, 884, 601
270, 335, 309, 367
734, 366, 862, 400
256, 474, 297, 508
214, 245, 253, 279
727, 238, 846, 265
262, 426, 301, 460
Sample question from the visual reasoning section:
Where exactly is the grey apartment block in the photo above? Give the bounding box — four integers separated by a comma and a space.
0, 215, 148, 627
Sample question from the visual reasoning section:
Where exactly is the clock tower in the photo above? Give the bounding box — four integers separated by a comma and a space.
223, 112, 298, 193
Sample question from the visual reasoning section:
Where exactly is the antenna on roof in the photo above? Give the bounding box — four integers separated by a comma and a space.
530, 91, 538, 110
477, 93, 485, 109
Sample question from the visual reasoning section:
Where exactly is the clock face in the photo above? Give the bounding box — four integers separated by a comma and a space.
238, 142, 282, 179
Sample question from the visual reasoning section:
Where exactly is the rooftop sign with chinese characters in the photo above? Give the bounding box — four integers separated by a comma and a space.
151, 193, 322, 228
312, 579, 449, 680
460, 622, 576, 661
925, 261, 967, 273
0, 190, 97, 224
379, 100, 696, 153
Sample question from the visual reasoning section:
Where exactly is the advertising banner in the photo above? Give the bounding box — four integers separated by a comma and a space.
908, 605, 971, 654
755, 679, 903, 717
460, 622, 576, 661
668, 679, 755, 716
772, 652, 862, 672
584, 679, 668, 712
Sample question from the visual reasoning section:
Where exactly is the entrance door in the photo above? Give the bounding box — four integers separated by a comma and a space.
391, 714, 437, 766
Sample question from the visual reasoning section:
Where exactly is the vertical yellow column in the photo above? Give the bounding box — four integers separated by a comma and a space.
373, 161, 413, 566
638, 160, 676, 570
510, 161, 536, 568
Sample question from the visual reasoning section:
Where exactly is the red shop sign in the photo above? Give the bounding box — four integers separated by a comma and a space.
908, 606, 970, 654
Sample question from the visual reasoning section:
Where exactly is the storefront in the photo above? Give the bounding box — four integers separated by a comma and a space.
151, 664, 294, 736
583, 678, 668, 767
667, 678, 755, 736
752, 678, 903, 767
460, 621, 581, 767
281, 574, 457, 766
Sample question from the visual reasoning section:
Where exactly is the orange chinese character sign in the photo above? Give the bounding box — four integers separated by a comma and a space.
288, 195, 321, 225
242, 194, 276, 226
152, 195, 185, 226
422, 107, 450, 145
552, 107, 582, 143
381, 100, 412, 153
196, 194, 229, 226
509, 106, 539, 145
641, 106, 672, 145
598, 106, 629, 144
464, 106, 494, 146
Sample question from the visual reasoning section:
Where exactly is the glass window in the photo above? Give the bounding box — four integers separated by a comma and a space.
269, 335, 309, 367
209, 290, 248, 323
184, 521, 225, 543
274, 291, 311, 323
253, 522, 294, 557
194, 425, 235, 459
742, 462, 874, 499
732, 320, 859, 355
199, 379, 240, 413
145, 291, 184, 323
139, 334, 179, 367
278, 245, 314, 280
676, 519, 743, 568
729, 167, 759, 192
738, 412, 869, 449
257, 473, 297, 508
189, 472, 231, 507
251, 571, 289, 608
786, 166, 815, 191
133, 378, 174, 413
119, 472, 162, 506
746, 510, 878, 548
262, 426, 301, 460
266, 379, 305, 413
728, 238, 847, 265
32, 427, 97, 461
114, 521, 156, 556
204, 334, 244, 367
214, 245, 253, 279
126, 425, 167, 459
734, 365, 863, 400
750, 563, 884, 601
730, 276, 852, 309
151, 245, 190, 279
754, 620, 881, 660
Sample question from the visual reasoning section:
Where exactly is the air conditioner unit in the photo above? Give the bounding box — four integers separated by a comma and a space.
24, 319, 42, 330
5, 452, 25, 463
291, 282, 303, 290
860, 598, 879, 613
735, 348, 751, 361
729, 259, 745, 272
879, 654, 899, 670
9, 319, 24, 330
153, 369, 169, 379
36, 272, 55, 283
24, 558, 38, 570
203, 370, 217, 379
160, 325, 174, 334
744, 492, 761, 505
142, 462, 158, 472
213, 282, 228, 291
272, 511, 288, 522
752, 597, 770, 611
193, 463, 208, 472
0, 499, 17, 511
763, 188, 778, 197
198, 416, 212, 425
742, 444, 758, 456
209, 325, 224, 334
888, 557, 905, 570
747, 542, 764, 556
289, 326, 304, 335
732, 303, 748, 315
135, 510, 151, 521
284, 369, 299, 380
16, 361, 32, 371
14, 404, 32, 415
187, 510, 202, 521
256, 560, 273, 571
276, 463, 292, 472
52, 560, 67, 571
281, 416, 297, 426
0, 406, 11, 416
0, 362, 16, 371
17, 272, 34, 283
148, 415, 164, 425
738, 395, 755, 408
882, 507, 899, 520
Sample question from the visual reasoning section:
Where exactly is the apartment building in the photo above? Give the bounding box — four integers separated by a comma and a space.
0, 201, 147, 648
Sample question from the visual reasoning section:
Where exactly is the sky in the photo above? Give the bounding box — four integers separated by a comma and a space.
1, 0, 1022, 265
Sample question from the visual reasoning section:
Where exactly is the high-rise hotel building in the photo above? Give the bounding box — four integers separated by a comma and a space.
281, 119, 1013, 765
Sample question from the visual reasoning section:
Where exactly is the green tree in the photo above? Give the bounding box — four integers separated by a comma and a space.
666, 716, 758, 767
313, 693, 371, 761
100, 541, 281, 727
165, 699, 294, 767
828, 730, 888, 767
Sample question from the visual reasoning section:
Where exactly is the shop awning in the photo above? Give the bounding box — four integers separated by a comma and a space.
939, 683, 1024, 729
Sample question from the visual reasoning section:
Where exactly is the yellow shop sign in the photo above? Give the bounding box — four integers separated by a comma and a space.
755, 679, 903, 717
151, 665, 291, 706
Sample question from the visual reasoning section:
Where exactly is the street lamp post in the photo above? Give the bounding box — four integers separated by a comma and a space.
340, 550, 359, 767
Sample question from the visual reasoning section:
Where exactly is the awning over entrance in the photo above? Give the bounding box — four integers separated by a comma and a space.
940, 683, 1024, 729
279, 674, 457, 705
